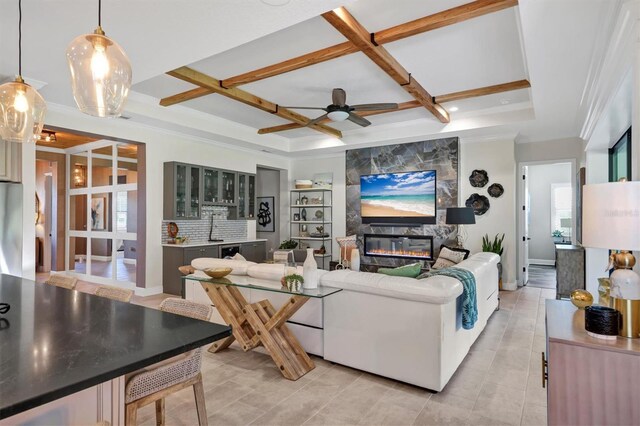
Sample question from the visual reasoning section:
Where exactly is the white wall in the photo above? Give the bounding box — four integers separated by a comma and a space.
528, 163, 572, 263
516, 137, 585, 167
290, 155, 346, 260
460, 138, 517, 287
40, 105, 291, 294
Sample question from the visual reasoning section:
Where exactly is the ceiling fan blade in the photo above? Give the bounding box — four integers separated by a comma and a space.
305, 113, 329, 127
351, 103, 398, 111
347, 112, 371, 127
332, 88, 346, 107
281, 106, 327, 111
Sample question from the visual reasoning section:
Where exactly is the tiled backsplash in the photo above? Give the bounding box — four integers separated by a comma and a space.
161, 206, 248, 243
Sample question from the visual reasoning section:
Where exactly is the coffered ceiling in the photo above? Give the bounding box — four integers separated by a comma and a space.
0, 0, 624, 155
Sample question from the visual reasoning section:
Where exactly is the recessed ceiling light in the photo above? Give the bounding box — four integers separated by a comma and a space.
500, 99, 511, 105
448, 106, 459, 112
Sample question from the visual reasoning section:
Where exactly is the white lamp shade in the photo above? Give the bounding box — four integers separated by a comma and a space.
66, 32, 132, 118
582, 182, 640, 250
0, 80, 46, 143
327, 110, 349, 122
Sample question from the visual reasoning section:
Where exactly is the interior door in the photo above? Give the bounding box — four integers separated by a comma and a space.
521, 166, 530, 285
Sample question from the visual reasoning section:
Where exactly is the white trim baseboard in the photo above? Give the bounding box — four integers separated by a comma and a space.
91, 255, 112, 262
529, 259, 555, 266
122, 258, 137, 265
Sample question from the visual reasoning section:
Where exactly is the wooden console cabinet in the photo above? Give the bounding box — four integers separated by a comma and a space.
545, 300, 640, 425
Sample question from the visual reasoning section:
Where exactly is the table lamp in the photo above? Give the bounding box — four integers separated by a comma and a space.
446, 207, 476, 248
582, 181, 640, 338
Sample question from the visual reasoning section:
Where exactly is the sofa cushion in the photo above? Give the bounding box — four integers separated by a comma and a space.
433, 245, 470, 269
191, 258, 256, 275
378, 263, 422, 278
320, 270, 463, 304
248, 263, 302, 281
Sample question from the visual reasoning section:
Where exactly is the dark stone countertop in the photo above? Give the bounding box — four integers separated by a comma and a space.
0, 274, 231, 420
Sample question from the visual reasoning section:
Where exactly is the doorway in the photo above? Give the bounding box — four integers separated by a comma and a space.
517, 160, 575, 287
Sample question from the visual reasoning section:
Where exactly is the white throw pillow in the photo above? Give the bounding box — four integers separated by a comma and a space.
191, 258, 256, 275
232, 253, 247, 261
432, 246, 469, 269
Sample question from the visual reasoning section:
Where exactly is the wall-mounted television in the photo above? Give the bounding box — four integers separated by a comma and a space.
360, 170, 437, 224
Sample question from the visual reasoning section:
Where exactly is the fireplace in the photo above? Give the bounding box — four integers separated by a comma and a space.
363, 234, 434, 260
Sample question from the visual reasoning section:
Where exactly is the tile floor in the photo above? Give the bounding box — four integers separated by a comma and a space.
526, 266, 556, 290
59, 279, 553, 425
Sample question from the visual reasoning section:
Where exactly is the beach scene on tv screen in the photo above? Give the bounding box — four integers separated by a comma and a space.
360, 171, 436, 217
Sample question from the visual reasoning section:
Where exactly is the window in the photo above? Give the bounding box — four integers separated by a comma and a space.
551, 183, 572, 236
609, 127, 631, 182
116, 191, 127, 232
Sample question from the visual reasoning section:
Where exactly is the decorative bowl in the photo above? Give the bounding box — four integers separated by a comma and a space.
203, 267, 233, 279
570, 289, 594, 309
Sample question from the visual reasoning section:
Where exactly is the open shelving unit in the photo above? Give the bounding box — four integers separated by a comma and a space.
290, 188, 332, 269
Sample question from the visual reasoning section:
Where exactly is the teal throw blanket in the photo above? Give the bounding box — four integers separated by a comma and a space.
420, 267, 478, 330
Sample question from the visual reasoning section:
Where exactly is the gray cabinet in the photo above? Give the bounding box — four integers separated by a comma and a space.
240, 241, 266, 263
237, 173, 256, 219
163, 162, 202, 219
555, 244, 585, 299
162, 245, 219, 295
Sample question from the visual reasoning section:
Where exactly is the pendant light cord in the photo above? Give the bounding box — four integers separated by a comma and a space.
98, 0, 102, 27
18, 0, 22, 76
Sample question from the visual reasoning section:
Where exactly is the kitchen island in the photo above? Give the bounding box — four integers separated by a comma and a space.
0, 274, 231, 425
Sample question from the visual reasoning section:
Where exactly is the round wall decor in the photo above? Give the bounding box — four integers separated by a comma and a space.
469, 169, 489, 188
465, 193, 490, 215
488, 183, 504, 198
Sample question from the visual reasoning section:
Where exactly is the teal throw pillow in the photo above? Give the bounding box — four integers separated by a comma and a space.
378, 262, 422, 278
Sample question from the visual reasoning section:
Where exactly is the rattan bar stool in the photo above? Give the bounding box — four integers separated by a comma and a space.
124, 298, 213, 426
94, 284, 134, 302
45, 274, 77, 290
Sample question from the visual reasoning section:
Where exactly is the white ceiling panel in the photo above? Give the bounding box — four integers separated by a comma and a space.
440, 88, 531, 113
385, 8, 527, 95
186, 16, 347, 80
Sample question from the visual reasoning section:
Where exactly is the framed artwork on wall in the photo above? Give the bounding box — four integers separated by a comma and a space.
91, 197, 107, 230
257, 196, 275, 232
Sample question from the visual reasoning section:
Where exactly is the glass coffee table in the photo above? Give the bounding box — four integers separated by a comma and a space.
184, 274, 341, 381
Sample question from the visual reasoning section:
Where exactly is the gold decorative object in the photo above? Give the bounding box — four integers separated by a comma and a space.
203, 267, 232, 279
611, 297, 640, 338
598, 277, 611, 307
570, 289, 594, 309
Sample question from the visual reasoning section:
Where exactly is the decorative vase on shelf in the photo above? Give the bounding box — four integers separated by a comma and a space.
303, 248, 318, 289
350, 248, 360, 272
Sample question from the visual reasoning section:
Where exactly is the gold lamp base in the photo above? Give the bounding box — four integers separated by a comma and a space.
611, 297, 640, 338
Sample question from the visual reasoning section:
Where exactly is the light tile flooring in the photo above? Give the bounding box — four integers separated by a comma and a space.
526, 266, 556, 290
60, 279, 553, 425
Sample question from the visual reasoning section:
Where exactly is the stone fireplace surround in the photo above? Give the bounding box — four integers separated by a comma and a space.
346, 138, 458, 268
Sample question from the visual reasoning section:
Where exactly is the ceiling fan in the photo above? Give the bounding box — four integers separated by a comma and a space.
283, 88, 398, 128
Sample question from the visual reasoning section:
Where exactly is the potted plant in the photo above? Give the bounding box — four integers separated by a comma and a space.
482, 233, 505, 289
278, 239, 298, 250
281, 273, 304, 292
552, 230, 564, 244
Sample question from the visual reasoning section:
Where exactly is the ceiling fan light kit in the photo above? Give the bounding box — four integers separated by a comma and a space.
66, 0, 132, 118
327, 110, 349, 122
0, 0, 47, 144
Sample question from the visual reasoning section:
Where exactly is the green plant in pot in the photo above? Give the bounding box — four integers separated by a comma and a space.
482, 233, 505, 289
279, 239, 298, 250
551, 229, 564, 243
281, 273, 304, 292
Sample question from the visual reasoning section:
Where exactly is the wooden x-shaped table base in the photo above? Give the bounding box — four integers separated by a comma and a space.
200, 282, 315, 381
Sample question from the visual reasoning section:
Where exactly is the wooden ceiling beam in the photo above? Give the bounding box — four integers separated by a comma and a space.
257, 78, 531, 134
323, 7, 449, 123
434, 79, 530, 103
161, 0, 519, 105
258, 101, 421, 134
165, 67, 342, 138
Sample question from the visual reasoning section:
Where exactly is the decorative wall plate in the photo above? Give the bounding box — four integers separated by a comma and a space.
465, 193, 490, 215
469, 170, 489, 188
487, 183, 504, 198
315, 210, 324, 219
167, 222, 179, 238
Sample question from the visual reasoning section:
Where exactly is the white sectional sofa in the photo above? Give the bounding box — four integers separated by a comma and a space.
182, 252, 500, 392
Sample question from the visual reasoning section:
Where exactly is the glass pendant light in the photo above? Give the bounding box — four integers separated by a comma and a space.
0, 0, 47, 144
66, 0, 131, 118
